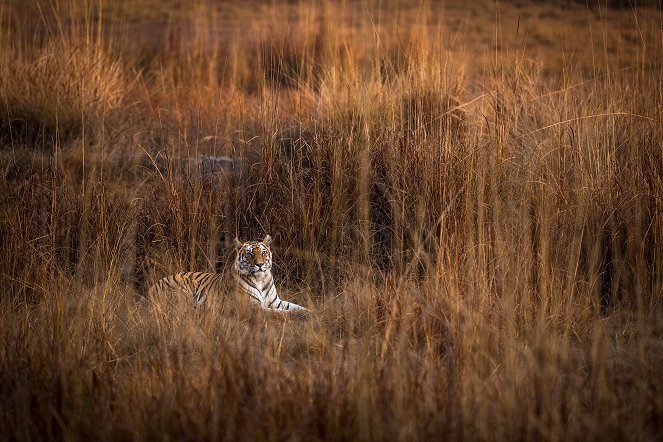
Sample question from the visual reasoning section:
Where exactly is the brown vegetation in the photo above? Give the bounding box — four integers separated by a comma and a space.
1, 0, 662, 440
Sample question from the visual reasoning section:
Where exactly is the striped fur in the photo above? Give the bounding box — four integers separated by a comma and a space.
149, 235, 307, 312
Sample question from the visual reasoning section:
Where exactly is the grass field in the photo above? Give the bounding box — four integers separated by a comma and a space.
1, 0, 662, 440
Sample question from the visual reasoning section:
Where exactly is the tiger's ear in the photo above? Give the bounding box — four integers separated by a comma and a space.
234, 237, 242, 250
262, 234, 273, 246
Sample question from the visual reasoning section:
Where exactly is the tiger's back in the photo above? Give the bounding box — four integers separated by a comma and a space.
149, 271, 227, 305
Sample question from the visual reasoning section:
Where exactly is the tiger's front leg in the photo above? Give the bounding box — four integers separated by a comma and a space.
262, 284, 308, 312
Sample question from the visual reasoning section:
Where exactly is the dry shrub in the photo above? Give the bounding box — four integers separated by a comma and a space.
400, 89, 466, 143
0, 43, 124, 147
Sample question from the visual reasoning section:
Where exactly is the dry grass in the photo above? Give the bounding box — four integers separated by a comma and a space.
1, 0, 662, 440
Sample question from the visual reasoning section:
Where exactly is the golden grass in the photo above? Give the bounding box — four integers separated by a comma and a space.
1, 0, 662, 440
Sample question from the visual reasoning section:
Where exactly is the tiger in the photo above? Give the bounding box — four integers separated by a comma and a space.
148, 235, 308, 312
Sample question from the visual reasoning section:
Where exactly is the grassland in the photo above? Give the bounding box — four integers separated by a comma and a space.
1, 0, 662, 440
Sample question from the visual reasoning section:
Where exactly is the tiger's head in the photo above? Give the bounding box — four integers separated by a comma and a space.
234, 235, 273, 277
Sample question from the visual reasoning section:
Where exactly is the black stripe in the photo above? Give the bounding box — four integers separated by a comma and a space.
180, 274, 191, 291
234, 272, 262, 303
263, 277, 274, 294
192, 272, 204, 282
187, 273, 204, 302
243, 287, 262, 303
240, 274, 258, 290
198, 273, 213, 288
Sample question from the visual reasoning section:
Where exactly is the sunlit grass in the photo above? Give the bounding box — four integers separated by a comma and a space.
1, 0, 662, 440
